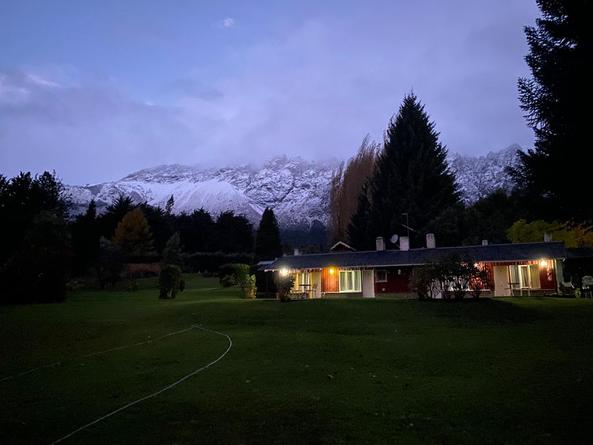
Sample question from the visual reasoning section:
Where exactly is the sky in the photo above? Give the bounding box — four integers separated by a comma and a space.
0, 0, 540, 184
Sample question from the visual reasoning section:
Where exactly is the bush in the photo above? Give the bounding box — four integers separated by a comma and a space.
240, 274, 257, 299
218, 263, 250, 287
159, 264, 183, 299
276, 274, 295, 302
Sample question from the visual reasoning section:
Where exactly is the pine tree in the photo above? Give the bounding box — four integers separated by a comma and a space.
113, 208, 155, 258
365, 94, 460, 248
165, 195, 175, 215
514, 0, 593, 223
255, 207, 282, 261
162, 232, 183, 265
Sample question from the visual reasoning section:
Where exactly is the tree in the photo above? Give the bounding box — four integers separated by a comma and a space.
215, 211, 253, 253
1, 212, 71, 303
113, 208, 155, 258
255, 208, 282, 261
165, 195, 175, 215
96, 237, 124, 289
159, 264, 183, 299
514, 0, 593, 223
507, 219, 593, 247
347, 183, 374, 249
329, 135, 378, 243
177, 208, 215, 253
162, 232, 183, 266
70, 200, 100, 275
361, 94, 459, 249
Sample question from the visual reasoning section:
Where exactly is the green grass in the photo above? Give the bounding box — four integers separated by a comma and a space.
1, 275, 592, 444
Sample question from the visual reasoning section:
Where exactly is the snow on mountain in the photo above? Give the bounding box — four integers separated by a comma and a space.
449, 144, 522, 202
65, 146, 522, 227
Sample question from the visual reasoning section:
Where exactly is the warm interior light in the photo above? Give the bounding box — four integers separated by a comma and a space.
280, 268, 289, 277
539, 259, 549, 269
329, 267, 335, 275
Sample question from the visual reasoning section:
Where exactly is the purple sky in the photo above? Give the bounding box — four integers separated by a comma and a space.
0, 0, 539, 184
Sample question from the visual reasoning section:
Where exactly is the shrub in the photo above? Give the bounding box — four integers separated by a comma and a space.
218, 263, 250, 287
159, 264, 183, 299
276, 274, 295, 302
240, 274, 257, 299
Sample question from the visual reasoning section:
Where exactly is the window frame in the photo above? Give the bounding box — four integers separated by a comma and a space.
338, 269, 361, 293
375, 269, 388, 283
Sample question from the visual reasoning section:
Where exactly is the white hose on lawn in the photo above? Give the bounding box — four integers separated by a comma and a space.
51, 324, 232, 444
0, 326, 196, 383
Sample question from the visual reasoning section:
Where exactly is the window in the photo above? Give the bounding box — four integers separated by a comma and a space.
375, 269, 388, 283
339, 269, 361, 292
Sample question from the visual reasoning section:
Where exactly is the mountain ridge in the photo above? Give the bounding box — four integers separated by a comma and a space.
65, 145, 522, 227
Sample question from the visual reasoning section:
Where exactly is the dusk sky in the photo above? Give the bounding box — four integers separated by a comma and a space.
0, 0, 539, 184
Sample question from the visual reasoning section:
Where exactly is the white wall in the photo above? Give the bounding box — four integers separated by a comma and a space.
362, 269, 375, 298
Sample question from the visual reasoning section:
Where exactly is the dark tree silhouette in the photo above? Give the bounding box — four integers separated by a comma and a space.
514, 0, 593, 223
255, 207, 282, 261
357, 94, 459, 249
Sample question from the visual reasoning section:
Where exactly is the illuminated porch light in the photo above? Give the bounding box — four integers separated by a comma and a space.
280, 268, 289, 277
539, 259, 549, 269
328, 267, 336, 275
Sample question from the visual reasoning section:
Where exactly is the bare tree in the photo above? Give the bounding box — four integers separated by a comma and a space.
329, 135, 379, 243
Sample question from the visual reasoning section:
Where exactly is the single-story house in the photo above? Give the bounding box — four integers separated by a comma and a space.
264, 235, 567, 298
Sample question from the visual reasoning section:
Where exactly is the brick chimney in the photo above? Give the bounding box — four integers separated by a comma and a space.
375, 236, 385, 251
426, 233, 436, 249
544, 232, 552, 242
399, 236, 410, 251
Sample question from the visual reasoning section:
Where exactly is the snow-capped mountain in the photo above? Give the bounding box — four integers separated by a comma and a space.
65, 146, 522, 227
449, 144, 522, 202
66, 156, 337, 227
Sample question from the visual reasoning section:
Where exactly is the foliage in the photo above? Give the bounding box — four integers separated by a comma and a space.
255, 207, 282, 261
158, 264, 183, 299
165, 195, 175, 215
329, 135, 378, 243
113, 208, 156, 258
351, 94, 460, 249
276, 274, 295, 302
215, 211, 254, 253
347, 183, 374, 249
70, 200, 101, 276
162, 232, 183, 266
410, 255, 486, 300
0, 172, 71, 304
513, 0, 593, 223
0, 211, 71, 304
507, 219, 593, 247
96, 237, 124, 289
239, 274, 257, 299
218, 263, 251, 287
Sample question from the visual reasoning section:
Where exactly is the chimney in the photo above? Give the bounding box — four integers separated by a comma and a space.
482, 239, 488, 246
544, 232, 552, 243
399, 236, 410, 251
293, 248, 301, 256
375, 236, 385, 251
426, 233, 436, 249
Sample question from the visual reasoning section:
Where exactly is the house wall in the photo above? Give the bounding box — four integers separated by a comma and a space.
362, 269, 375, 298
374, 267, 412, 294
321, 267, 339, 293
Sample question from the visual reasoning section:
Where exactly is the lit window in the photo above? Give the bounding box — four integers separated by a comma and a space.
375, 270, 388, 283
339, 269, 361, 292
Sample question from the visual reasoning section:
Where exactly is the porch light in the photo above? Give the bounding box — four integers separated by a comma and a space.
539, 259, 549, 269
280, 268, 289, 277
329, 267, 336, 275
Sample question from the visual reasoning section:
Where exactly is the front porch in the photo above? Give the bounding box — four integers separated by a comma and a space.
491, 259, 561, 296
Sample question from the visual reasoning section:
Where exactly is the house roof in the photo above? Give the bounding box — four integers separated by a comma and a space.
264, 242, 566, 271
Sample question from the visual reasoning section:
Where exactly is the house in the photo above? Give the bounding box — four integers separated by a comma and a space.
264, 234, 567, 298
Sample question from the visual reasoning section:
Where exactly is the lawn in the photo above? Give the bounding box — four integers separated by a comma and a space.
1, 276, 592, 445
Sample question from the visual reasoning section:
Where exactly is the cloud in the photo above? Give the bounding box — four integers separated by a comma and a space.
1, 1, 537, 184
221, 17, 235, 29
